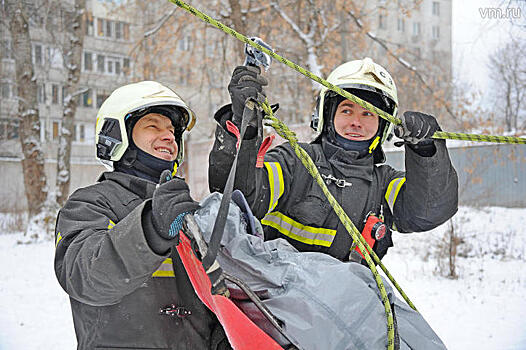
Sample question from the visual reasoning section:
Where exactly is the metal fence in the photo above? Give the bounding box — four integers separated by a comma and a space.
1, 143, 525, 212
385, 143, 526, 207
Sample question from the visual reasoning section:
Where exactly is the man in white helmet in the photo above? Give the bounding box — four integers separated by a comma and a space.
54, 81, 230, 349
209, 58, 458, 262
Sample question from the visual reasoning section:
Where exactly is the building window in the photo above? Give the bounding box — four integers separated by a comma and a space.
97, 18, 104, 36
34, 44, 43, 66
62, 86, 68, 105
115, 21, 122, 39
78, 124, 85, 142
179, 36, 191, 51
178, 67, 188, 85
84, 52, 93, 71
74, 123, 86, 143
379, 15, 386, 30
432, 2, 440, 16
97, 54, 105, 73
1, 40, 13, 59
85, 13, 94, 36
106, 20, 113, 38
397, 18, 405, 32
0, 119, 20, 141
1, 81, 10, 99
123, 58, 130, 75
51, 84, 60, 104
123, 23, 130, 40
413, 22, 421, 36
29, 11, 44, 28
52, 120, 60, 140
432, 26, 440, 40
82, 89, 93, 107
107, 57, 122, 75
37, 84, 46, 104
47, 47, 63, 68
96, 91, 109, 108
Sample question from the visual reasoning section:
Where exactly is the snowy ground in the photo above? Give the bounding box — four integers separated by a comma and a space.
0, 206, 525, 349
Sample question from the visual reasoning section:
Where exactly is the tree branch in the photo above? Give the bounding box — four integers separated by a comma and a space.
347, 8, 459, 122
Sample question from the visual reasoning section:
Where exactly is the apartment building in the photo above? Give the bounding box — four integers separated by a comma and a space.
0, 0, 137, 210
0, 0, 453, 209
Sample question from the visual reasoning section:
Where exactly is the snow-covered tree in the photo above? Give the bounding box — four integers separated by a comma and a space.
4, 0, 52, 240
53, 0, 87, 206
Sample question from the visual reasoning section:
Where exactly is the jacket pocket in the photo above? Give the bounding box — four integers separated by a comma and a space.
288, 192, 331, 227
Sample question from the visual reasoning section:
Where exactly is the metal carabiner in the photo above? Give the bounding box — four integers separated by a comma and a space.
322, 174, 352, 188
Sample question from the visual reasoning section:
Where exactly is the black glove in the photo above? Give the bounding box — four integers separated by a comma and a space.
394, 111, 440, 144
394, 111, 440, 157
228, 65, 268, 127
151, 170, 200, 240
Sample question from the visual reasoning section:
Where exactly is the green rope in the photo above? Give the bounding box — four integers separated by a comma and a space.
260, 101, 396, 349
169, 0, 526, 145
262, 104, 416, 311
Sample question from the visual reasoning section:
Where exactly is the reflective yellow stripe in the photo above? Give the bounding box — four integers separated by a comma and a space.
261, 212, 336, 247
385, 177, 406, 213
264, 162, 284, 213
55, 232, 62, 248
107, 219, 115, 230
152, 258, 175, 277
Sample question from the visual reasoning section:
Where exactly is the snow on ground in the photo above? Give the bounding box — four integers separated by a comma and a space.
0, 206, 525, 349
384, 206, 526, 350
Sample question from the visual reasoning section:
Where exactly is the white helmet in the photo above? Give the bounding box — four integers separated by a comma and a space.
95, 81, 195, 167
311, 58, 398, 158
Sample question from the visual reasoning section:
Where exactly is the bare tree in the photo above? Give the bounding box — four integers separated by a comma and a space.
488, 39, 526, 133
55, 0, 87, 206
5, 1, 49, 222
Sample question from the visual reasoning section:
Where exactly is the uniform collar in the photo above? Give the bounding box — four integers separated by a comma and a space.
99, 171, 157, 199
320, 135, 374, 181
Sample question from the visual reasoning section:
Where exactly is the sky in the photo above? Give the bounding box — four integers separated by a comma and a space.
452, 0, 526, 105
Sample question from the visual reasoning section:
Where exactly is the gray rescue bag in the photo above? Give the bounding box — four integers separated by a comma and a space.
194, 192, 447, 350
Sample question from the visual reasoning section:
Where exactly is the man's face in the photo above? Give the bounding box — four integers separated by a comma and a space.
333, 99, 379, 141
132, 113, 178, 162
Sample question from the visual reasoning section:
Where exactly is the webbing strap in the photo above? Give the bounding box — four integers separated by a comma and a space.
202, 100, 259, 271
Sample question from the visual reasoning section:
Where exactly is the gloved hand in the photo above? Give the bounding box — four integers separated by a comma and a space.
228, 65, 268, 127
151, 170, 200, 240
394, 111, 440, 144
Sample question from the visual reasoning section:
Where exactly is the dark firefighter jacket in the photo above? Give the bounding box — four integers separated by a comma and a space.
54, 171, 226, 350
209, 105, 459, 261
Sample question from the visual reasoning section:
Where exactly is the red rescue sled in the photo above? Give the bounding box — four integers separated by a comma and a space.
176, 232, 284, 350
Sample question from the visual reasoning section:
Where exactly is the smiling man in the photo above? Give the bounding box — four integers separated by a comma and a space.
132, 113, 178, 161
209, 58, 459, 263
54, 81, 230, 350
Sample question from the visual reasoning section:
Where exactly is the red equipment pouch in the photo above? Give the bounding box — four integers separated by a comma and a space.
355, 213, 387, 259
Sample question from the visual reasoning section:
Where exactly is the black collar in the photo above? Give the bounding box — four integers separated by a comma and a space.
98, 171, 157, 200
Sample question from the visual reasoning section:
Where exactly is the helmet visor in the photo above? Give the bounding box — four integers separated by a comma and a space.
326, 86, 396, 116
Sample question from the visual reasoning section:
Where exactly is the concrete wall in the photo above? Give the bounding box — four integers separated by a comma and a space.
0, 157, 105, 212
